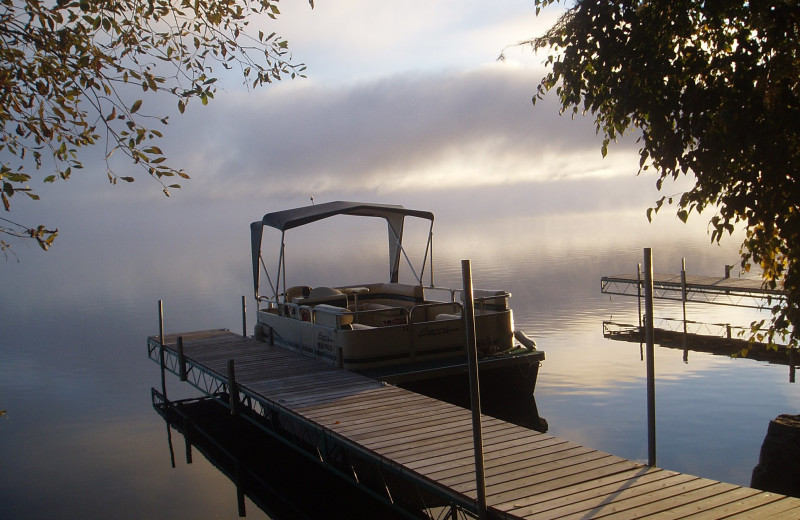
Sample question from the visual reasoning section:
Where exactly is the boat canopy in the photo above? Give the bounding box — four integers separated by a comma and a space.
251, 201, 435, 300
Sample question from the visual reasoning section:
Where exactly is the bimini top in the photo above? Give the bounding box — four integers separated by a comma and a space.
250, 201, 435, 298
253, 201, 434, 232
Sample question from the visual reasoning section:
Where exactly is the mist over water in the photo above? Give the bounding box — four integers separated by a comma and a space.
1, 188, 796, 519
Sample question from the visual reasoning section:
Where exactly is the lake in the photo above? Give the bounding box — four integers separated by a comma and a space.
1, 190, 797, 519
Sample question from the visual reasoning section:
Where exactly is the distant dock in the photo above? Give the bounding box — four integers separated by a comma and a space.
601, 272, 784, 308
149, 329, 800, 519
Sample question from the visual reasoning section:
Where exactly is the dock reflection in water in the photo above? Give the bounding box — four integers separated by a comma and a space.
152, 392, 407, 520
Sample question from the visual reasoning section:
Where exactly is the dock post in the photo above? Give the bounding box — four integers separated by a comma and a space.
242, 295, 247, 338
158, 300, 167, 400
637, 263, 644, 360
461, 259, 487, 520
637, 263, 643, 333
681, 258, 688, 357
228, 359, 238, 416
177, 336, 187, 381
644, 249, 657, 467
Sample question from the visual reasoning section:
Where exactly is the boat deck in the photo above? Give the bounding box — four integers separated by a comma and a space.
149, 329, 800, 519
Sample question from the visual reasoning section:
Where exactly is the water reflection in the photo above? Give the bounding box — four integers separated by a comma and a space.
153, 394, 405, 520
3, 197, 800, 517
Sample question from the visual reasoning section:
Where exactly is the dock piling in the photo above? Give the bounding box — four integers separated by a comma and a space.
241, 295, 247, 338
461, 259, 487, 520
158, 300, 167, 400
228, 359, 238, 415
681, 258, 688, 358
177, 336, 187, 381
644, 248, 657, 467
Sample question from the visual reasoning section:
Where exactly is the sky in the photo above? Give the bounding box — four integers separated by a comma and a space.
6, 0, 695, 248
165, 0, 649, 202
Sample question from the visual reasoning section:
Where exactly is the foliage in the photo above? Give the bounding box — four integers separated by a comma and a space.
1, 0, 311, 252
526, 0, 800, 348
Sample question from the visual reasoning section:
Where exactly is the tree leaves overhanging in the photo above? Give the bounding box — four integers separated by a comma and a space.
1, 0, 310, 255
529, 0, 799, 347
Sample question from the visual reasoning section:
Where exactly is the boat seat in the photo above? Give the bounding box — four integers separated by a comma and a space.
361, 283, 425, 306
285, 285, 311, 301
309, 287, 343, 298
313, 304, 354, 328
293, 287, 348, 308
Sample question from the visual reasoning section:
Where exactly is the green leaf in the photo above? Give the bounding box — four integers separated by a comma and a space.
130, 99, 143, 113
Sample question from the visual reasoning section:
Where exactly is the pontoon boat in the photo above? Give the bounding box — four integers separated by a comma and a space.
250, 201, 545, 429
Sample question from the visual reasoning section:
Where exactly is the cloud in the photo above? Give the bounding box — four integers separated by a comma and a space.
272, 0, 559, 82
169, 64, 642, 201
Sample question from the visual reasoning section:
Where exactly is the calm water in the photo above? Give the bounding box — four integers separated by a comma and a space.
2, 193, 797, 519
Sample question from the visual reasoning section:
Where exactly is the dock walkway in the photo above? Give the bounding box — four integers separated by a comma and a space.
149, 329, 800, 520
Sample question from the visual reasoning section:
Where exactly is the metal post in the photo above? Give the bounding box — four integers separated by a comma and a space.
241, 295, 247, 338
461, 259, 487, 520
158, 300, 167, 400
637, 263, 642, 333
681, 258, 688, 357
637, 263, 643, 360
644, 249, 657, 467
228, 359, 238, 416
177, 336, 187, 381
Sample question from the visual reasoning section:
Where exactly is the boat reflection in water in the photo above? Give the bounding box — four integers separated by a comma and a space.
152, 391, 408, 520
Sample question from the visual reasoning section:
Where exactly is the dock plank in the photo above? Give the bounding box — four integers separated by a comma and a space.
499, 467, 675, 517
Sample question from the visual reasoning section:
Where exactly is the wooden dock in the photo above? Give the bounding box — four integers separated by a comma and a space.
149, 329, 800, 519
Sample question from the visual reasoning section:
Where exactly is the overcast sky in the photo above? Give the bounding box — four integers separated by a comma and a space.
152, 0, 655, 207
9, 0, 679, 239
